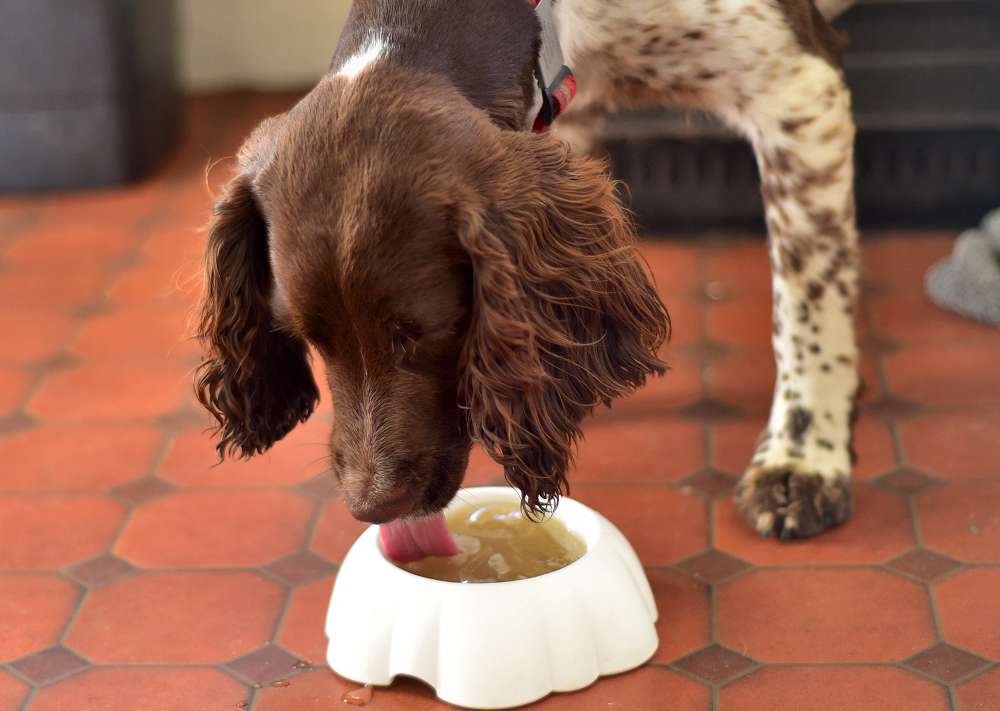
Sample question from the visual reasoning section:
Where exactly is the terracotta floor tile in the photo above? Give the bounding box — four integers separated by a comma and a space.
0, 670, 27, 711
256, 666, 710, 711
657, 297, 703, 347
278, 575, 336, 665
934, 569, 1000, 659
0, 266, 105, 311
3, 224, 136, 268
0, 309, 74, 364
0, 424, 163, 492
570, 484, 708, 565
116, 489, 313, 568
957, 667, 1000, 711
0, 575, 78, 662
641, 242, 701, 299
720, 666, 950, 711
531, 667, 711, 711
705, 241, 772, 296
900, 414, 1000, 480
574, 418, 704, 483
707, 297, 772, 348
158, 418, 330, 488
463, 445, 507, 487
28, 667, 247, 711
647, 568, 710, 663
918, 481, 1000, 563
598, 352, 703, 418
312, 500, 370, 564
71, 306, 199, 361
718, 569, 935, 662
106, 257, 202, 309
705, 349, 773, 415
713, 415, 896, 480
0, 366, 30, 417
0, 495, 124, 570
140, 223, 206, 266
715, 484, 915, 565
864, 234, 955, 297
28, 358, 192, 422
66, 571, 284, 663
886, 346, 1000, 410
871, 292, 1000, 348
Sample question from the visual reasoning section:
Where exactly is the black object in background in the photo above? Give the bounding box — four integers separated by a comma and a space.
0, 0, 180, 192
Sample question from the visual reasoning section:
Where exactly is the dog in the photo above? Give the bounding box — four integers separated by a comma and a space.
195, 0, 860, 541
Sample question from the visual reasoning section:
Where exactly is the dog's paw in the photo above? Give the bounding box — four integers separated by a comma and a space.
735, 467, 852, 540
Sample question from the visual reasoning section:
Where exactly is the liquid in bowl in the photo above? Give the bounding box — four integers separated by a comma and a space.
394, 500, 586, 583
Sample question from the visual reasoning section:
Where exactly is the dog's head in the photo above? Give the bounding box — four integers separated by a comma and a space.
195, 69, 668, 523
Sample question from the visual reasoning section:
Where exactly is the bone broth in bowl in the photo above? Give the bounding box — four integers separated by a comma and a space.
325, 486, 659, 710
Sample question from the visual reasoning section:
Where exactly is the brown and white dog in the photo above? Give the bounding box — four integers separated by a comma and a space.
195, 0, 860, 546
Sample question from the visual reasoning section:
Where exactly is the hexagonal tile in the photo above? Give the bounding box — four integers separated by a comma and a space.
714, 484, 915, 565
904, 643, 989, 684
0, 308, 74, 363
116, 489, 312, 568
899, 414, 1000, 480
934, 568, 1000, 660
706, 297, 771, 348
278, 575, 335, 666
573, 419, 705, 483
887, 549, 962, 582
0, 495, 125, 569
65, 572, 285, 663
601, 352, 703, 418
674, 645, 755, 684
254, 666, 711, 711
957, 667, 1000, 711
647, 568, 710, 664
0, 424, 163, 492
0, 575, 79, 662
918, 481, 1000, 563
718, 569, 935, 662
157, 418, 330, 488
886, 346, 1000, 409
28, 359, 191, 422
0, 669, 28, 711
10, 645, 89, 685
312, 501, 370, 565
227, 645, 304, 685
0, 266, 105, 311
71, 306, 199, 360
531, 667, 711, 710
0, 365, 31, 418
28, 667, 247, 711
571, 483, 709, 566
720, 666, 950, 711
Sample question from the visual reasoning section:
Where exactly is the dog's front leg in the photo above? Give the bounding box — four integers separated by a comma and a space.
725, 55, 860, 539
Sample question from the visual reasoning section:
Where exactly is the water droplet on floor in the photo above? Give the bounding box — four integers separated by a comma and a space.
270, 679, 291, 688
237, 702, 249, 709
342, 684, 374, 706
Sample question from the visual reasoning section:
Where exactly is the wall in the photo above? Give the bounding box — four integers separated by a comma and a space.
178, 0, 352, 92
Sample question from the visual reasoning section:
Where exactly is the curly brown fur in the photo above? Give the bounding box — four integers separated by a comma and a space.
459, 131, 669, 515
194, 175, 319, 460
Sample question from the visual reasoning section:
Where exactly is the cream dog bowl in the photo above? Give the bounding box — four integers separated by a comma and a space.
325, 486, 659, 709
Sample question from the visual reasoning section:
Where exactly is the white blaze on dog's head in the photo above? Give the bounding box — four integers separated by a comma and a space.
337, 35, 387, 80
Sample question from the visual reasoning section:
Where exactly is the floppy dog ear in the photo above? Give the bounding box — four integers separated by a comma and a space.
194, 174, 319, 459
458, 132, 670, 515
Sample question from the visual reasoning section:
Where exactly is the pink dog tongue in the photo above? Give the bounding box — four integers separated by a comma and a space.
380, 512, 459, 563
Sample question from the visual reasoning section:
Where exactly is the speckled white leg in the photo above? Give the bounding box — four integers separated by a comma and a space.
551, 0, 860, 538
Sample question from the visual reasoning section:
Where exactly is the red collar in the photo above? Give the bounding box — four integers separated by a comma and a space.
529, 0, 576, 132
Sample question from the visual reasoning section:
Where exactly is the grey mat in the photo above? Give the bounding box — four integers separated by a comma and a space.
926, 208, 1000, 327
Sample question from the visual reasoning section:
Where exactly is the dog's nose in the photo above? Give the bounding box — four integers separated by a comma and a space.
347, 483, 413, 524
